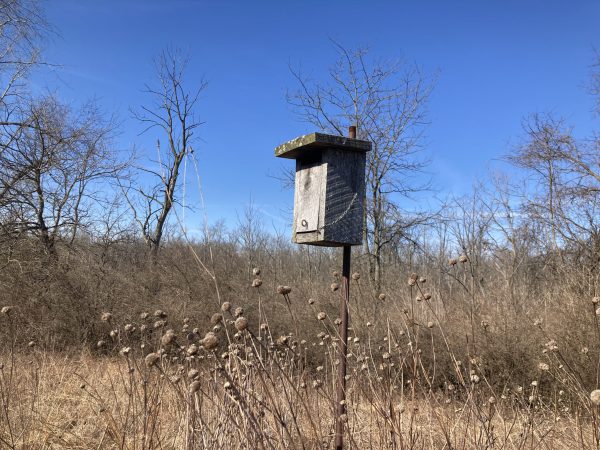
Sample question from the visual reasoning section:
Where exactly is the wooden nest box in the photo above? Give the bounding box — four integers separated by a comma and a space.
275, 132, 371, 246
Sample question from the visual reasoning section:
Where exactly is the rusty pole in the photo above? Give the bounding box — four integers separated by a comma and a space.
334, 125, 356, 450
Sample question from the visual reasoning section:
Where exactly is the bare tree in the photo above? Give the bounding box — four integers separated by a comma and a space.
287, 42, 435, 292
124, 49, 206, 259
0, 0, 49, 204
0, 95, 119, 255
507, 111, 600, 274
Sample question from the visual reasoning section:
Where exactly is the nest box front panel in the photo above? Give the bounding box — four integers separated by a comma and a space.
293, 158, 326, 244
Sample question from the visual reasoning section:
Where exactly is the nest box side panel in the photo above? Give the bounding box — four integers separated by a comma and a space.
292, 158, 327, 244
322, 150, 366, 246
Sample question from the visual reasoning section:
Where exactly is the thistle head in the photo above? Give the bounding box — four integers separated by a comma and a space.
235, 317, 248, 331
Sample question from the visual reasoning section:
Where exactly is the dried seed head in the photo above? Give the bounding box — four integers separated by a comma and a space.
332, 271, 340, 278
591, 390, 600, 405
276, 335, 289, 346
408, 273, 418, 286
317, 312, 326, 321
593, 297, 600, 305
97, 340, 106, 348
188, 369, 199, 379
210, 313, 223, 325
581, 347, 589, 355
221, 302, 231, 312
252, 278, 262, 287
419, 277, 426, 284
449, 258, 458, 266
260, 323, 268, 331
253, 267, 261, 276
234, 307, 244, 317
235, 317, 248, 331
424, 293, 432, 300
538, 362, 549, 371
140, 312, 149, 320
145, 353, 160, 367
459, 254, 468, 263
189, 381, 201, 394
120, 347, 131, 356
312, 379, 323, 389
161, 331, 176, 346
352, 272, 360, 280
1, 306, 14, 315
101, 312, 112, 322
109, 330, 118, 338
28, 341, 35, 347
276, 285, 291, 295
330, 283, 340, 292
187, 344, 199, 356
124, 323, 134, 332
427, 321, 434, 329
154, 310, 167, 318
154, 319, 166, 329
334, 318, 342, 325
308, 298, 315, 305
488, 396, 496, 405
378, 293, 386, 301
202, 332, 219, 351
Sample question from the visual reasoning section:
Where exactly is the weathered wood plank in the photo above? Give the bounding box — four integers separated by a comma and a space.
275, 132, 371, 159
322, 150, 365, 246
293, 160, 325, 234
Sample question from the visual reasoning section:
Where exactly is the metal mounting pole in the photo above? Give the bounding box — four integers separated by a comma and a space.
335, 125, 356, 450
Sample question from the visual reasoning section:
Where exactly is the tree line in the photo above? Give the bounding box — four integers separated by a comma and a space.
1, 0, 599, 301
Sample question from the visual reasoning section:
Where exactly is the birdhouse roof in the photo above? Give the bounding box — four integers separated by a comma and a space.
275, 132, 372, 159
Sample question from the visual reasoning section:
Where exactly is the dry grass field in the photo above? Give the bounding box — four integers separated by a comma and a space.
2, 258, 600, 449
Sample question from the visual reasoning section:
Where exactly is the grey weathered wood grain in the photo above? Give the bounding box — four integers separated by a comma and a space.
293, 159, 326, 236
275, 132, 371, 159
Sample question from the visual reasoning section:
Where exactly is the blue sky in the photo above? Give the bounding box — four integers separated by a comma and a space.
35, 0, 600, 235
